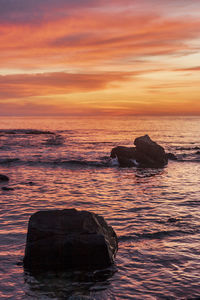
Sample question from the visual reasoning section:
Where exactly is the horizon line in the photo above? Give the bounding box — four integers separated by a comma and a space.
0, 114, 200, 118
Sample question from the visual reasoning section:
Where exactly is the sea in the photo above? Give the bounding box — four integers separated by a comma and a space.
0, 116, 199, 300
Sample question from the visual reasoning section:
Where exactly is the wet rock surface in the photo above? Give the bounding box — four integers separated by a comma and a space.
23, 209, 118, 272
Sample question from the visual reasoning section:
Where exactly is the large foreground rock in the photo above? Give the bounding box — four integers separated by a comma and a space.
110, 135, 168, 168
23, 209, 118, 272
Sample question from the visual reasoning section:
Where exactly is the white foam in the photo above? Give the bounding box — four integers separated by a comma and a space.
130, 159, 139, 166
110, 157, 119, 166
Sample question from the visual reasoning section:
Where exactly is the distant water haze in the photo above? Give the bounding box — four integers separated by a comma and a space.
0, 116, 200, 299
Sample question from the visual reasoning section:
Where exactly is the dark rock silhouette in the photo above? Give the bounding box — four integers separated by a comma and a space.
168, 217, 180, 223
166, 152, 177, 160
110, 135, 168, 168
27, 181, 34, 185
1, 186, 14, 191
23, 209, 118, 272
0, 174, 9, 182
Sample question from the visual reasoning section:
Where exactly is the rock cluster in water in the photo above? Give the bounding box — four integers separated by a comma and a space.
111, 134, 168, 168
23, 209, 118, 272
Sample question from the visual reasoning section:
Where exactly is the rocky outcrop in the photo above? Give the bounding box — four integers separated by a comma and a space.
110, 135, 168, 168
23, 209, 118, 272
0, 174, 9, 182
134, 135, 168, 167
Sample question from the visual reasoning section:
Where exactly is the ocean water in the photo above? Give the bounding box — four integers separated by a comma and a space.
0, 116, 200, 300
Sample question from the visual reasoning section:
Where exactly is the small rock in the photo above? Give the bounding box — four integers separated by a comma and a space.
168, 217, 179, 223
27, 181, 34, 185
0, 174, 9, 182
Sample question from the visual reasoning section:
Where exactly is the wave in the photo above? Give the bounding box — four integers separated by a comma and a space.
0, 158, 20, 164
177, 159, 200, 163
175, 146, 200, 151
0, 158, 111, 168
175, 153, 200, 162
0, 155, 199, 168
136, 229, 196, 239
44, 135, 64, 146
0, 129, 54, 135
119, 228, 198, 242
58, 160, 108, 167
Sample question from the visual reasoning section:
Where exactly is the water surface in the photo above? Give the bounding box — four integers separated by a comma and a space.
0, 116, 200, 299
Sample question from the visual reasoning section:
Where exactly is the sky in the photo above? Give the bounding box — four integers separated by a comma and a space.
0, 0, 200, 116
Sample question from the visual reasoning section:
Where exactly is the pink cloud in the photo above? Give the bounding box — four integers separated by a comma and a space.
0, 10, 200, 70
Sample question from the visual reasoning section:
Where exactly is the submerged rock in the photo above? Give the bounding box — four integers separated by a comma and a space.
0, 174, 9, 182
23, 209, 118, 272
168, 217, 180, 223
110, 135, 168, 168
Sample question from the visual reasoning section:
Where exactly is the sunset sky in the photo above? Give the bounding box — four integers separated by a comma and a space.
1, 0, 200, 116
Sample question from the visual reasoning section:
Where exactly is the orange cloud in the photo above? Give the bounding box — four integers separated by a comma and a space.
2, 97, 199, 117
0, 10, 200, 70
0, 71, 140, 100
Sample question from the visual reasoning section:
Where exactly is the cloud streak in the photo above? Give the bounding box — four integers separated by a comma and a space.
175, 66, 200, 72
0, 71, 139, 100
0, 6, 200, 70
